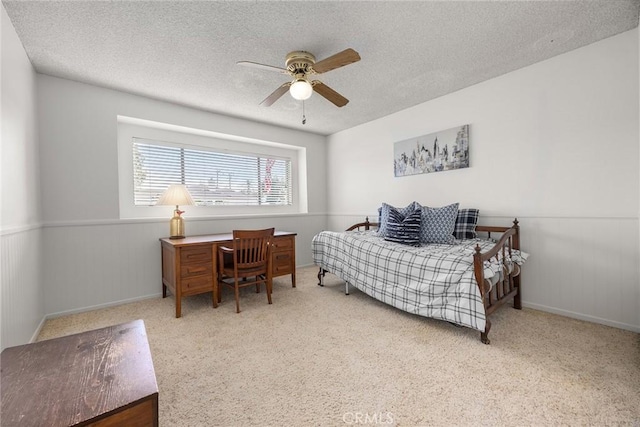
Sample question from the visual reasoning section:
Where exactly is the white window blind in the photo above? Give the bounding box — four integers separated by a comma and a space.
133, 138, 292, 207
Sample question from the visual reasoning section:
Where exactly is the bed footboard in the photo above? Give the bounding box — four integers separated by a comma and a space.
473, 219, 522, 344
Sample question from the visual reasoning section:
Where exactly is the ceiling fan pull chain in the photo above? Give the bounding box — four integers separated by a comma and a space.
302, 100, 307, 125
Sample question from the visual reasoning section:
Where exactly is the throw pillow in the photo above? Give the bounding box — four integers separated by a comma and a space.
454, 208, 480, 239
419, 203, 459, 244
384, 206, 422, 245
378, 202, 418, 237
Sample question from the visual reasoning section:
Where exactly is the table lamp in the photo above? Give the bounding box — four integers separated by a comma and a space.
157, 184, 195, 239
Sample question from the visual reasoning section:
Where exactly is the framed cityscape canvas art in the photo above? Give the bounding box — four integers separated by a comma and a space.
393, 124, 469, 177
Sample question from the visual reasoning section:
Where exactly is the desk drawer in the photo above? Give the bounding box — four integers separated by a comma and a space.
181, 262, 212, 278
181, 274, 213, 294
273, 252, 292, 275
180, 246, 212, 264
272, 237, 293, 251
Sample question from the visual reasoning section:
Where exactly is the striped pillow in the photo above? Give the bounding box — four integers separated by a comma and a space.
378, 202, 418, 237
384, 206, 422, 245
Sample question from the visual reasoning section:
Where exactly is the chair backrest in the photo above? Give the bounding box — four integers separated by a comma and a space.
231, 228, 275, 271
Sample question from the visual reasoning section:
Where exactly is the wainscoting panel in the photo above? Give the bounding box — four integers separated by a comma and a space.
513, 216, 639, 332
1, 227, 44, 350
43, 214, 327, 316
327, 214, 640, 332
43, 221, 164, 317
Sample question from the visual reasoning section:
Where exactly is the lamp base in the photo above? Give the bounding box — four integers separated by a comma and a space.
169, 214, 185, 239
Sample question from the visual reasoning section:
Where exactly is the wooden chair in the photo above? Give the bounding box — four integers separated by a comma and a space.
217, 228, 274, 313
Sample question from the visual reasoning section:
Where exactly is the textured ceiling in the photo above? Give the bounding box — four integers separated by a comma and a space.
4, 1, 639, 135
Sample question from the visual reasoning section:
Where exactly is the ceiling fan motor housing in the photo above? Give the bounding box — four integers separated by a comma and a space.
285, 51, 316, 75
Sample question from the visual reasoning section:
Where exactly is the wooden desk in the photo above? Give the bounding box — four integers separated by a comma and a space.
160, 231, 296, 317
1, 319, 159, 427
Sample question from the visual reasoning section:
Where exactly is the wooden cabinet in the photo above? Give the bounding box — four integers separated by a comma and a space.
161, 240, 216, 318
179, 245, 213, 294
1, 320, 158, 427
160, 231, 296, 317
271, 233, 296, 283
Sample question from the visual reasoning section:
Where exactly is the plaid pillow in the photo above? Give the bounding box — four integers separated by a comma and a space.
384, 206, 421, 245
453, 208, 479, 239
419, 203, 459, 244
378, 202, 419, 237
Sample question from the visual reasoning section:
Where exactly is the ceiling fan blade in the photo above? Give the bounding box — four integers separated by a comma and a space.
237, 61, 288, 74
260, 83, 291, 106
312, 48, 361, 74
312, 81, 349, 107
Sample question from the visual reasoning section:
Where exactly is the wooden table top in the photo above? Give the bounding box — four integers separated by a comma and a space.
159, 230, 297, 246
1, 319, 158, 426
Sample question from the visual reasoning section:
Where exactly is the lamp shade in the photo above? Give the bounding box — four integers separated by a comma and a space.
289, 79, 313, 100
157, 184, 195, 206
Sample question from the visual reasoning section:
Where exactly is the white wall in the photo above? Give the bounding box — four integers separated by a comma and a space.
1, 5, 44, 350
327, 29, 640, 332
37, 75, 327, 316
5, 14, 638, 342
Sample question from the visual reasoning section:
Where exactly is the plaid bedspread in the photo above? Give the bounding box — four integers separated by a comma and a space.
312, 230, 528, 332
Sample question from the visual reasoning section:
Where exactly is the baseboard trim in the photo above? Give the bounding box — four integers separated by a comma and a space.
523, 302, 640, 333
34, 284, 639, 339
39, 267, 319, 335
296, 263, 315, 269
46, 293, 163, 320
29, 316, 48, 343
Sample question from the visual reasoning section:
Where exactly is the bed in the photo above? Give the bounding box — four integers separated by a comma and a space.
312, 216, 527, 344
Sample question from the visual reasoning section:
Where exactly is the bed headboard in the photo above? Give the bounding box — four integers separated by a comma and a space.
345, 217, 379, 231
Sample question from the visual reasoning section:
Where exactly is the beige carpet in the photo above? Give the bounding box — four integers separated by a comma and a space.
38, 266, 640, 426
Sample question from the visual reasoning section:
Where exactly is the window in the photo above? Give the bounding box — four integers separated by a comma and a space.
133, 138, 292, 207
117, 116, 307, 219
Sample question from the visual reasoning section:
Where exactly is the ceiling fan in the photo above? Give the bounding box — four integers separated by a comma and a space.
237, 48, 361, 108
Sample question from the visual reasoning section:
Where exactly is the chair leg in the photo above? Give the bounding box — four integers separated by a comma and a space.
255, 278, 260, 293
212, 281, 218, 309
234, 279, 241, 313
266, 276, 273, 305
217, 274, 222, 304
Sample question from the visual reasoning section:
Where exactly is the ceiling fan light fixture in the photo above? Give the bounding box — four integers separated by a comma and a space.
289, 78, 313, 100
